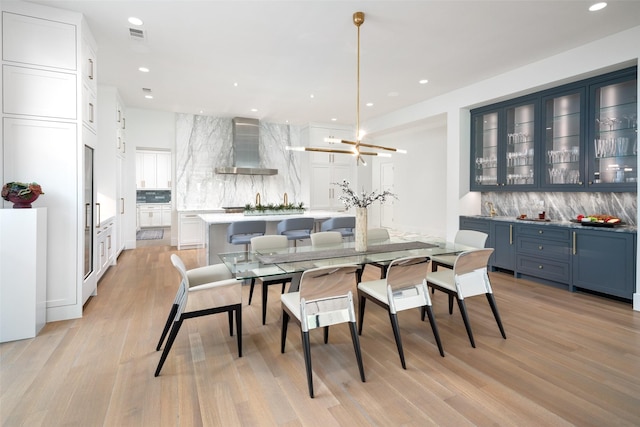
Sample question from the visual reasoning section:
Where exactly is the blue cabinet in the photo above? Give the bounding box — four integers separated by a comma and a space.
572, 228, 635, 299
471, 66, 637, 192
460, 216, 635, 301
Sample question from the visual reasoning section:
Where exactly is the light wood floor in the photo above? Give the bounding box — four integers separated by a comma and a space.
2, 244, 639, 426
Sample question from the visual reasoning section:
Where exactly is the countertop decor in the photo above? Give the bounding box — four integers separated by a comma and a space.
243, 202, 305, 216
2, 182, 44, 208
335, 180, 398, 251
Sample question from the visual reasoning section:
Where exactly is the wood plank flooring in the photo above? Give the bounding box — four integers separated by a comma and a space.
1, 244, 639, 426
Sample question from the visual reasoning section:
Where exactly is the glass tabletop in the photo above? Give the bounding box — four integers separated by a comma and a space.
218, 237, 478, 280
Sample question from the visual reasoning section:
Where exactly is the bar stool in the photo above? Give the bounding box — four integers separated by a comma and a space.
320, 216, 355, 239
277, 217, 314, 247
226, 220, 267, 252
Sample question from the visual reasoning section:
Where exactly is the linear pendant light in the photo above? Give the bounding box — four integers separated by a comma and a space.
286, 11, 407, 165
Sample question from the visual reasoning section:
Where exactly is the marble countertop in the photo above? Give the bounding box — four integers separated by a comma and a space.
461, 215, 637, 233
199, 210, 351, 224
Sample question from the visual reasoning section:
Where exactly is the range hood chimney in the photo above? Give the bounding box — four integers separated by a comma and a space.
214, 117, 278, 175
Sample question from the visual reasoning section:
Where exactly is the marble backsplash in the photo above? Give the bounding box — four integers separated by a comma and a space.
176, 114, 303, 210
481, 192, 637, 225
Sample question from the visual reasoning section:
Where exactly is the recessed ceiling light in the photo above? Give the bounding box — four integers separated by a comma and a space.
138, 67, 149, 73
310, 94, 315, 99
233, 82, 238, 87
419, 79, 429, 84
251, 108, 258, 112
366, 102, 373, 107
144, 95, 153, 99
128, 17, 143, 26
199, 110, 204, 114
331, 118, 337, 121
589, 2, 607, 11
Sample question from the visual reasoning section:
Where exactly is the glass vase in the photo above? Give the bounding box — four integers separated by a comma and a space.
355, 207, 368, 252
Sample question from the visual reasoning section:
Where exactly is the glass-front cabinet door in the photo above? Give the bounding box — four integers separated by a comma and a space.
542, 89, 585, 189
589, 73, 637, 189
472, 111, 498, 188
505, 101, 536, 187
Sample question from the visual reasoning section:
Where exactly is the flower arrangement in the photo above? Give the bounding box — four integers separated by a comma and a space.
2, 182, 44, 201
334, 180, 397, 209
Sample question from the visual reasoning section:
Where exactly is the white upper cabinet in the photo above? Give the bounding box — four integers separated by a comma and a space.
137, 151, 171, 189
2, 12, 76, 70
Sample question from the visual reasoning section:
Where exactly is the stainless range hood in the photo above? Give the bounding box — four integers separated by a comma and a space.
214, 117, 278, 175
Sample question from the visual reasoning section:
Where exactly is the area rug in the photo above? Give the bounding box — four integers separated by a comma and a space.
136, 229, 164, 240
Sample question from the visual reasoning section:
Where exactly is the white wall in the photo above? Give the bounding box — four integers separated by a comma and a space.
371, 121, 448, 238
125, 108, 176, 246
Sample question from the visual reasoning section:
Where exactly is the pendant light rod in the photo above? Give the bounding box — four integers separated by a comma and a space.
354, 11, 364, 159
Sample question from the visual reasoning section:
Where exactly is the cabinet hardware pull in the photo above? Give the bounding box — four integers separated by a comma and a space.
117, 109, 121, 122
120, 198, 125, 214
117, 137, 121, 149
96, 203, 101, 227
100, 241, 104, 256
509, 224, 513, 244
572, 231, 577, 255
538, 245, 543, 250
122, 117, 126, 130
107, 235, 112, 249
538, 265, 543, 269
89, 102, 94, 123
88, 58, 94, 80
85, 203, 91, 229
538, 230, 543, 234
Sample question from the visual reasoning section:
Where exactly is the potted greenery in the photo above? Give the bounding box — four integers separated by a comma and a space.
2, 182, 44, 208
243, 201, 305, 216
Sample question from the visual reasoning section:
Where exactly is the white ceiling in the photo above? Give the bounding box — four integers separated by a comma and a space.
24, 0, 640, 126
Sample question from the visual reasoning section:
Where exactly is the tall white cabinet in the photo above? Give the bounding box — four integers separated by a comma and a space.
1, 2, 98, 321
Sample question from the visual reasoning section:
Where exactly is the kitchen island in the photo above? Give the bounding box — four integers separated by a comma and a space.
199, 210, 353, 265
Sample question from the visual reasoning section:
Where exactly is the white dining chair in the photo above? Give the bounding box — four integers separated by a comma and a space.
365, 228, 391, 278
358, 256, 444, 369
430, 230, 488, 272
426, 248, 506, 348
249, 235, 293, 325
310, 231, 344, 249
280, 264, 365, 398
155, 254, 242, 376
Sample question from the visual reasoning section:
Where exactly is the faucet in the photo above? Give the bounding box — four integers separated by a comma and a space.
255, 192, 261, 206
486, 201, 496, 217
283, 192, 288, 205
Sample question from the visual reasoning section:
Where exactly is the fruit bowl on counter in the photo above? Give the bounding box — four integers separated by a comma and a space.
571, 214, 624, 227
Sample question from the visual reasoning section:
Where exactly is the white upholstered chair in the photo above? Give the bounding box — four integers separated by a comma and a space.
357, 256, 444, 369
280, 264, 365, 398
249, 235, 293, 325
430, 230, 488, 272
155, 254, 242, 376
365, 228, 391, 279
310, 231, 344, 249
426, 248, 506, 348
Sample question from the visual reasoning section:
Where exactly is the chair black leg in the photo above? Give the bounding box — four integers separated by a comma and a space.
456, 299, 476, 348
228, 310, 234, 336
486, 293, 507, 339
154, 318, 184, 377
389, 312, 406, 369
423, 305, 445, 357
380, 265, 388, 279
323, 326, 329, 344
262, 282, 269, 325
348, 321, 366, 382
448, 294, 454, 314
248, 278, 256, 305
235, 306, 243, 357
156, 303, 177, 351
281, 311, 289, 353
281, 282, 286, 294
357, 294, 367, 335
420, 306, 425, 321
301, 330, 314, 398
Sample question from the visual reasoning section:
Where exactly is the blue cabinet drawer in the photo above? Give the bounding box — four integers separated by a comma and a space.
516, 236, 570, 261
516, 255, 571, 283
517, 224, 570, 241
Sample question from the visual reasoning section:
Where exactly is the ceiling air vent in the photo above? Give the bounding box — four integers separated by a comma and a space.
129, 27, 146, 40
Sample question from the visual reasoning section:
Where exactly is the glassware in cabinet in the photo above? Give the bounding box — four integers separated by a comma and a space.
591, 77, 637, 186
543, 91, 584, 187
473, 112, 498, 187
505, 103, 536, 186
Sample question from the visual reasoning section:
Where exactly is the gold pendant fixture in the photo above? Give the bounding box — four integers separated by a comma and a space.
286, 11, 407, 165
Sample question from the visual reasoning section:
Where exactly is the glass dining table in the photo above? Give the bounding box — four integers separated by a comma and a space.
218, 237, 477, 291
